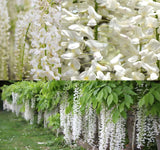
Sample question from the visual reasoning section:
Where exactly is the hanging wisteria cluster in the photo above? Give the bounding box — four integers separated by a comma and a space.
14, 0, 62, 80
1, 0, 160, 80
98, 106, 126, 150
60, 92, 73, 144
136, 108, 160, 149
3, 92, 21, 116
2, 81, 160, 149
83, 105, 97, 147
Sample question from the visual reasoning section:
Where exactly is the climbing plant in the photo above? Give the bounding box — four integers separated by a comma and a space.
1, 81, 160, 149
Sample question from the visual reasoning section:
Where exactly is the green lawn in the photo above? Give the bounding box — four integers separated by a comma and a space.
0, 111, 84, 150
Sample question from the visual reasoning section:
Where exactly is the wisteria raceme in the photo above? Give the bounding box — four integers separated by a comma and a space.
99, 106, 108, 150
3, 93, 22, 116
83, 105, 97, 147
114, 117, 126, 150
31, 98, 36, 109
146, 116, 156, 146
72, 86, 82, 141
99, 106, 114, 150
37, 110, 43, 125
64, 112, 73, 144
0, 0, 10, 80
11, 92, 22, 116
24, 100, 34, 124
14, 0, 62, 80
3, 100, 13, 112
29, 0, 62, 80
136, 108, 147, 149
60, 93, 72, 144
99, 106, 126, 150
136, 108, 160, 149
153, 117, 160, 136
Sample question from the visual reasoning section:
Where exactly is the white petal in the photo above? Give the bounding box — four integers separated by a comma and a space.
88, 6, 102, 21
93, 51, 103, 61
156, 53, 160, 60
87, 18, 97, 26
142, 63, 158, 72
68, 59, 81, 70
147, 39, 160, 52
45, 21, 52, 26
148, 73, 159, 80
145, 17, 159, 28
69, 24, 94, 39
110, 54, 123, 65
61, 53, 75, 60
109, 18, 121, 32
97, 71, 104, 80
69, 24, 84, 31
68, 42, 80, 49
85, 40, 108, 50
128, 55, 139, 63
118, 6, 132, 14
132, 72, 145, 80
114, 65, 125, 73
97, 71, 111, 80
131, 38, 139, 45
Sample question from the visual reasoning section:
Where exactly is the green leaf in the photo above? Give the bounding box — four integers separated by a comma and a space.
65, 104, 72, 114
97, 90, 104, 101
153, 91, 160, 101
112, 92, 118, 104
96, 103, 101, 114
148, 93, 154, 105
102, 87, 108, 99
107, 94, 113, 107
121, 111, 127, 119
93, 100, 98, 109
112, 110, 120, 123
150, 105, 157, 116
124, 94, 133, 108
138, 97, 145, 107
119, 103, 124, 112
114, 87, 122, 95
93, 88, 100, 96
125, 94, 133, 104
124, 87, 137, 95
106, 86, 112, 94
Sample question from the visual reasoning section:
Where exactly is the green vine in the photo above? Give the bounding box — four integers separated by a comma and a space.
21, 22, 31, 80
94, 0, 98, 40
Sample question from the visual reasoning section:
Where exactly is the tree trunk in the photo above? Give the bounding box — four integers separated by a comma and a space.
125, 110, 137, 150
156, 134, 160, 150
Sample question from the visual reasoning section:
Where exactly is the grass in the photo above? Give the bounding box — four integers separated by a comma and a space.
0, 111, 84, 150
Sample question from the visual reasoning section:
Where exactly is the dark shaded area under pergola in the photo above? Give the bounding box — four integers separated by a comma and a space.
0, 81, 14, 110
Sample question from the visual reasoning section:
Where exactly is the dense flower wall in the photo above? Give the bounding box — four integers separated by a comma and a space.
0, 0, 10, 80
2, 81, 160, 149
1, 0, 160, 80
